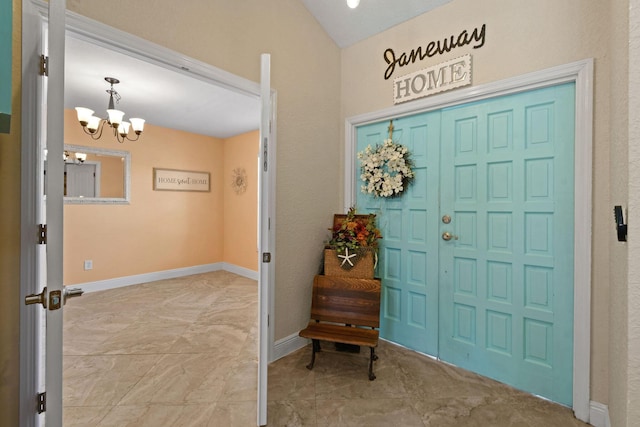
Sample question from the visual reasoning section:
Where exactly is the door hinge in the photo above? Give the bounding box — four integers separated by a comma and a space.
263, 137, 268, 172
262, 252, 271, 263
37, 392, 46, 414
38, 224, 47, 245
39, 55, 48, 76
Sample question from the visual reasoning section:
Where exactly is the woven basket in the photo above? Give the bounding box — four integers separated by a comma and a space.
324, 248, 374, 279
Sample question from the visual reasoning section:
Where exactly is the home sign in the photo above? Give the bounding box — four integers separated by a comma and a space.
393, 54, 471, 104
383, 24, 485, 80
153, 168, 210, 192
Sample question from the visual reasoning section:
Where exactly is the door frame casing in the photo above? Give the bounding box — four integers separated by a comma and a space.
19, 0, 48, 425
344, 59, 593, 423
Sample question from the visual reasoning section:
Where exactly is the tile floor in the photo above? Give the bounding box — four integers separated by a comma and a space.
63, 271, 590, 426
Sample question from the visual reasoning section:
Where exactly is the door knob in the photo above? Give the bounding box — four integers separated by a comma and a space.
442, 232, 459, 241
64, 287, 84, 304
25, 287, 48, 308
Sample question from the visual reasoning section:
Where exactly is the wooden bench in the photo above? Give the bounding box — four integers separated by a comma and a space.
299, 274, 381, 380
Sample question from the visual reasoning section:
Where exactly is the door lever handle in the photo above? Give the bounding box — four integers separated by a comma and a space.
64, 287, 84, 304
25, 287, 48, 308
442, 232, 459, 241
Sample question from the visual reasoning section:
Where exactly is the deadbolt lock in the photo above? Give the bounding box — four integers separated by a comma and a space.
442, 215, 451, 224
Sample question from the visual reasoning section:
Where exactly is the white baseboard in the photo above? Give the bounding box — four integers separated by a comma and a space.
273, 332, 309, 361
221, 262, 259, 281
75, 263, 258, 293
589, 401, 610, 427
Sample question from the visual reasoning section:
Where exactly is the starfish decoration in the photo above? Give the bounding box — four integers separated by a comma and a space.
338, 248, 357, 267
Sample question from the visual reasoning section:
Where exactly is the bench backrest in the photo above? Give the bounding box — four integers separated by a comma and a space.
310, 275, 381, 328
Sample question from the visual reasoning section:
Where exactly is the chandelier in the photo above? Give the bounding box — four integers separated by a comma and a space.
75, 77, 145, 143
64, 150, 86, 164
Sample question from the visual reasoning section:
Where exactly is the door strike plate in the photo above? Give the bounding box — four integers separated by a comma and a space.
37, 392, 46, 414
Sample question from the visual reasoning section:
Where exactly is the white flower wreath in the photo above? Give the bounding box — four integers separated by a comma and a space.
357, 139, 415, 198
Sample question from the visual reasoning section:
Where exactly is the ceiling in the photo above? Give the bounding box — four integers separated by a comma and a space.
301, 0, 451, 48
64, 36, 261, 139
64, 1, 448, 139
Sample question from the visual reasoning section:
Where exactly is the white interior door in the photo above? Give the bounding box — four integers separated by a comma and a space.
44, 0, 66, 425
65, 162, 98, 197
21, 0, 67, 425
20, 1, 50, 425
257, 53, 275, 427
22, 2, 69, 426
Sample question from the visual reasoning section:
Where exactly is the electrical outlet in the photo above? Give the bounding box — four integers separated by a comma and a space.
84, 260, 93, 270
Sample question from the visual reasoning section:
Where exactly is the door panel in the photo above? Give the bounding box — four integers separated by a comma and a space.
439, 83, 575, 406
355, 112, 441, 355
65, 163, 97, 197
258, 53, 273, 427
354, 82, 575, 406
45, 1, 67, 425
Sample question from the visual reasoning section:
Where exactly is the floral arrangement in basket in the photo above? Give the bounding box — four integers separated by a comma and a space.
357, 120, 414, 198
326, 207, 382, 271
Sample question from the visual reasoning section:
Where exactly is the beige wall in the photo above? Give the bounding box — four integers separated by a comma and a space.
0, 0, 20, 424
608, 0, 630, 424
624, 0, 640, 424
224, 130, 259, 272
340, 0, 612, 411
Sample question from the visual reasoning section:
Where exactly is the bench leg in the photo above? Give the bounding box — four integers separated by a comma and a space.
368, 347, 377, 381
306, 339, 321, 370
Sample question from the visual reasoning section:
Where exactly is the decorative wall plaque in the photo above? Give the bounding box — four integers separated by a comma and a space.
153, 168, 210, 192
232, 167, 247, 195
393, 54, 472, 104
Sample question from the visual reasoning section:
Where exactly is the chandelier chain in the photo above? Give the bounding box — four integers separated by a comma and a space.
106, 88, 121, 104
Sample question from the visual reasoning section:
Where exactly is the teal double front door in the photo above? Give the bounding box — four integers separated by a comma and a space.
355, 83, 575, 406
